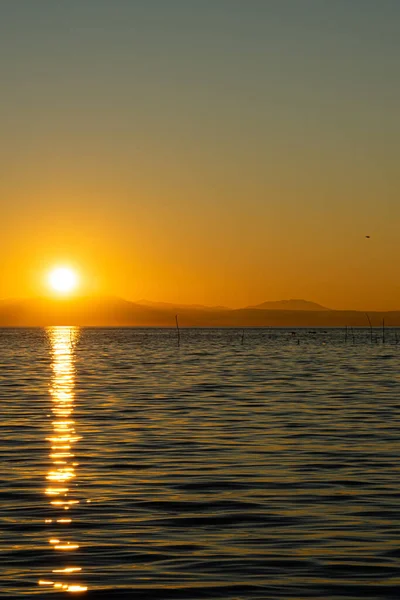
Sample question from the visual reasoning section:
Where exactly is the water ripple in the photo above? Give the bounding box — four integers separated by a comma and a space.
0, 327, 399, 599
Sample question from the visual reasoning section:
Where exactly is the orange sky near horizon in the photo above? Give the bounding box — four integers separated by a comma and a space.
1, 1, 399, 311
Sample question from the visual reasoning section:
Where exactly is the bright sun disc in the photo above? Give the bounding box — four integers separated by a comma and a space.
48, 268, 78, 294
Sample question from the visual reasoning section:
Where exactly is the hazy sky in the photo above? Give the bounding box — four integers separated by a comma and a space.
1, 0, 399, 309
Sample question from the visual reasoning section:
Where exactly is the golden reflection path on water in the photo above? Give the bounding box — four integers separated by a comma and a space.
40, 327, 87, 594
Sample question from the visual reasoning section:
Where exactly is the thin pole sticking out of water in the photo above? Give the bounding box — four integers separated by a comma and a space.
345, 325, 348, 343
365, 313, 373, 344
351, 327, 355, 344
382, 318, 385, 344
241, 329, 245, 345
175, 314, 180, 346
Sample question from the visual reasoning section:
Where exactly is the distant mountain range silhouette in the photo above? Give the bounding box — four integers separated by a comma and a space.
246, 299, 330, 311
136, 299, 231, 311
0, 296, 399, 327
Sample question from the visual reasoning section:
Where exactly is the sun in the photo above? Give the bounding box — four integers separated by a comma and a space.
48, 267, 78, 295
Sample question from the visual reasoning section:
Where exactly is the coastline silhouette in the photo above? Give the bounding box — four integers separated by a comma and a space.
1, 296, 400, 327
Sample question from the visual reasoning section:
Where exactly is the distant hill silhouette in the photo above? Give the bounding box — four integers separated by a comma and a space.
0, 296, 399, 327
136, 299, 231, 311
247, 299, 330, 311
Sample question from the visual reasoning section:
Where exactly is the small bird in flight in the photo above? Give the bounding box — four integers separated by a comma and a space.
365, 235, 370, 238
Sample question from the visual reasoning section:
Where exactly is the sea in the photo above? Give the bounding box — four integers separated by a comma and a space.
1, 327, 399, 599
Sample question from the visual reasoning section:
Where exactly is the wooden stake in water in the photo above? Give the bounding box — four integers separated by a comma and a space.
175, 314, 180, 346
382, 318, 385, 344
345, 325, 348, 343
365, 313, 373, 344
241, 329, 245, 345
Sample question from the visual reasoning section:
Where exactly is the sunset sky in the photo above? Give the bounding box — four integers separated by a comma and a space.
1, 1, 399, 310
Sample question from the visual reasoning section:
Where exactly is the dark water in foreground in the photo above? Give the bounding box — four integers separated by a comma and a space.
1, 327, 399, 599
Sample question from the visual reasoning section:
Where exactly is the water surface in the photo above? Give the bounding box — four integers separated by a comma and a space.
1, 327, 399, 599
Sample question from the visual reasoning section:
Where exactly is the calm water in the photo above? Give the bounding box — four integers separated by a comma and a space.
1, 327, 399, 599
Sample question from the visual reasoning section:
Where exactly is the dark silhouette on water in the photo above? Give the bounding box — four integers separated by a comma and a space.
365, 313, 373, 343
175, 314, 180, 346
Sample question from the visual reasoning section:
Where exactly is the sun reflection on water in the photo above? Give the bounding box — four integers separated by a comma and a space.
42, 327, 87, 594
